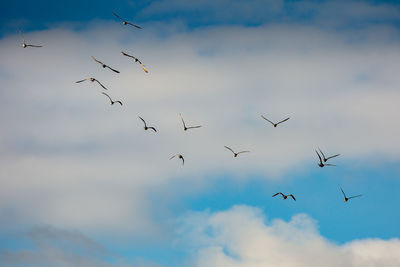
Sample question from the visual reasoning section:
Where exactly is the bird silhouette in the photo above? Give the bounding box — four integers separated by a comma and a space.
139, 116, 157, 132
76, 78, 107, 90
19, 30, 42, 48
112, 12, 142, 29
318, 147, 340, 162
91, 56, 120, 73
224, 146, 250, 158
339, 186, 362, 202
316, 150, 336, 167
170, 154, 184, 166
272, 192, 296, 201
101, 92, 122, 106
180, 113, 201, 131
121, 51, 148, 73
261, 115, 290, 127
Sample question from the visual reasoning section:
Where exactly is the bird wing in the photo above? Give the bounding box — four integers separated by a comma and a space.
91, 56, 103, 65
261, 115, 275, 125
272, 192, 283, 197
115, 101, 123, 106
126, 22, 142, 29
339, 186, 346, 198
169, 155, 177, 160
237, 151, 250, 154
315, 150, 323, 164
149, 127, 157, 132
19, 30, 24, 43
26, 44, 42, 47
288, 194, 296, 201
106, 65, 120, 73
141, 64, 148, 73
112, 12, 125, 22
180, 114, 186, 128
318, 147, 327, 161
276, 117, 290, 125
186, 125, 201, 129
101, 92, 112, 101
224, 146, 235, 154
139, 116, 147, 126
348, 194, 362, 199
326, 154, 340, 160
76, 79, 87, 83
181, 156, 185, 166
325, 163, 336, 166
121, 51, 134, 58
94, 79, 107, 90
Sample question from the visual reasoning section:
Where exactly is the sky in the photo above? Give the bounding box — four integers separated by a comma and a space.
0, 0, 400, 266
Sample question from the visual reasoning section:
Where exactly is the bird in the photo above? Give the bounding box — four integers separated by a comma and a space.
76, 78, 107, 90
91, 56, 120, 73
272, 192, 296, 201
261, 115, 290, 127
19, 30, 42, 48
180, 113, 201, 131
318, 147, 340, 162
112, 12, 142, 29
101, 92, 122, 106
316, 150, 336, 167
224, 146, 250, 158
339, 186, 362, 202
121, 51, 148, 73
139, 116, 157, 132
170, 154, 184, 166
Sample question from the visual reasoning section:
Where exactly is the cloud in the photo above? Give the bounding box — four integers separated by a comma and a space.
177, 205, 400, 267
0, 225, 131, 267
0, 16, 400, 236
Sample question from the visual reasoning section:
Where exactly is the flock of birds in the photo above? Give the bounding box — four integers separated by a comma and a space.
18, 12, 362, 204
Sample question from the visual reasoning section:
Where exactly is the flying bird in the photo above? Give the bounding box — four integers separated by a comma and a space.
261, 115, 290, 127
101, 92, 122, 106
76, 78, 107, 90
339, 186, 362, 202
316, 150, 336, 167
224, 146, 250, 158
91, 56, 120, 73
121, 51, 148, 73
272, 192, 296, 201
112, 12, 142, 29
318, 147, 340, 162
180, 113, 201, 131
170, 154, 184, 166
19, 30, 42, 48
139, 116, 157, 132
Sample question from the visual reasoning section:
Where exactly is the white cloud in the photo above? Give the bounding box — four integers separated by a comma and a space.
0, 20, 400, 235
177, 205, 400, 267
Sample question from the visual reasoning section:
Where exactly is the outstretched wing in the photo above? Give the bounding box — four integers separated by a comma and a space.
115, 101, 123, 106
180, 114, 186, 128
181, 156, 184, 166
276, 117, 290, 125
339, 186, 346, 198
224, 146, 235, 154
19, 30, 24, 43
94, 79, 107, 90
121, 51, 134, 58
318, 147, 327, 161
106, 65, 120, 73
101, 92, 112, 101
169, 155, 177, 160
348, 194, 362, 200
261, 115, 275, 125
139, 116, 147, 127
26, 44, 42, 48
126, 22, 142, 29
237, 150, 250, 154
91, 56, 103, 65
272, 192, 283, 197
315, 150, 323, 164
112, 12, 125, 22
76, 79, 87, 83
288, 194, 296, 201
141, 64, 148, 73
148, 127, 157, 132
186, 125, 201, 129
326, 154, 340, 161
325, 163, 336, 167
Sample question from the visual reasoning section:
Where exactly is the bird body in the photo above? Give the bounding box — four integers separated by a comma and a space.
139, 116, 157, 132
261, 115, 290, 127
224, 146, 250, 158
272, 192, 296, 201
19, 30, 42, 48
112, 12, 142, 29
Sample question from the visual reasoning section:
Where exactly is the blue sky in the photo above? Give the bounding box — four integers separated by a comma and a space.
1, 0, 400, 266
